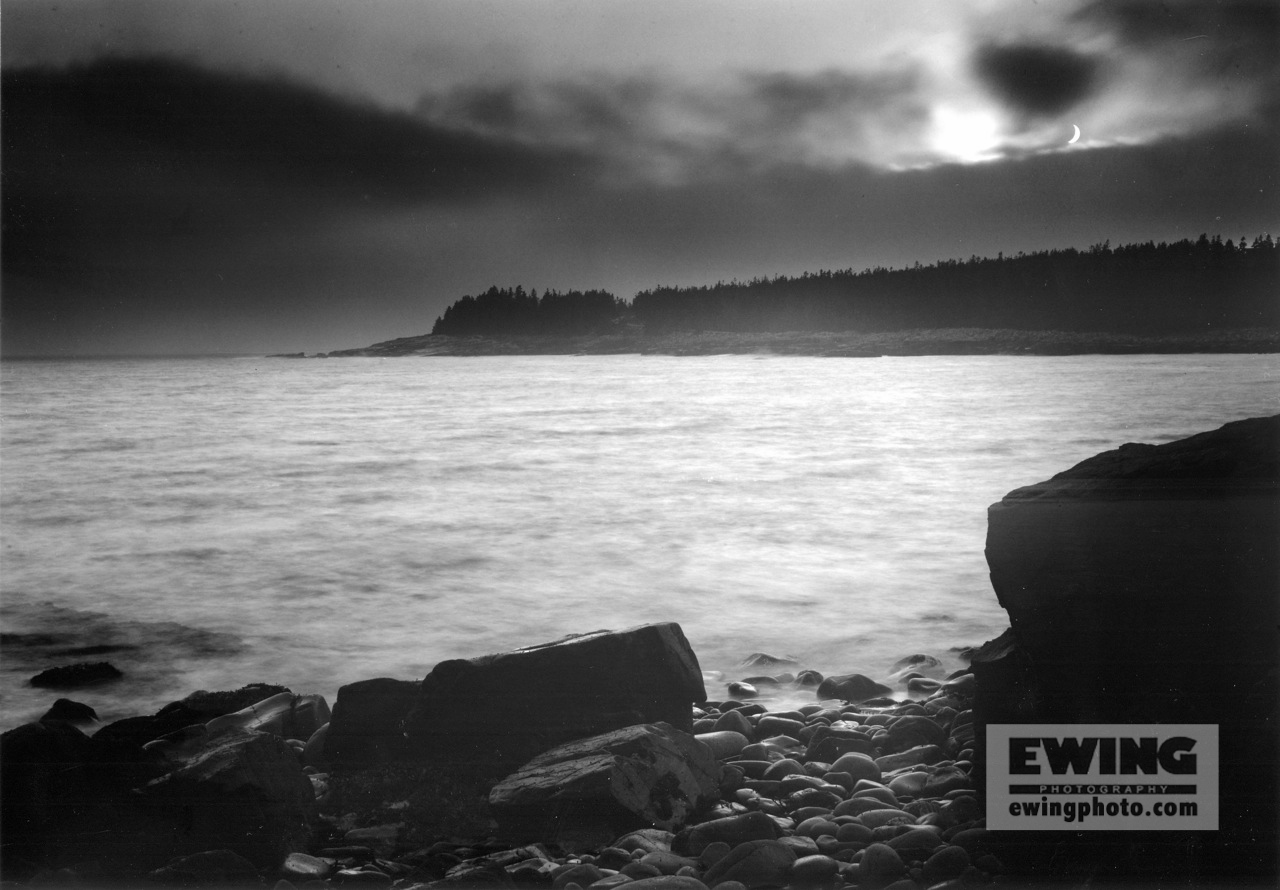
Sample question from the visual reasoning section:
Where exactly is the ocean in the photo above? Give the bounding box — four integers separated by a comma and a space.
1, 353, 1276, 731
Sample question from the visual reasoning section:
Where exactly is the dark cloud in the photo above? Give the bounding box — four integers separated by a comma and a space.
973, 43, 1100, 117
1, 56, 590, 332
0, 57, 585, 249
1, 55, 584, 206
1076, 0, 1279, 81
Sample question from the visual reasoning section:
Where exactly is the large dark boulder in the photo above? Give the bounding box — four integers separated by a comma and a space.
488, 722, 718, 848
404, 623, 705, 776
982, 414, 1279, 880
0, 719, 171, 880
325, 677, 420, 768
136, 727, 317, 870
3, 688, 320, 880
0, 721, 96, 877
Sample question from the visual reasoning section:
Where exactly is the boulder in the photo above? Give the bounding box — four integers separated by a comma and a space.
857, 843, 906, 885
755, 716, 804, 738
740, 653, 798, 669
39, 699, 99, 726
874, 744, 944, 773
302, 723, 330, 769
614, 828, 677, 854
794, 670, 824, 687
828, 751, 880, 783
147, 849, 260, 886
700, 839, 797, 889
406, 623, 705, 775
625, 878, 711, 890
138, 727, 316, 870
986, 415, 1279, 720
814, 673, 892, 704
983, 415, 1280, 879
204, 691, 330, 743
791, 853, 840, 883
325, 678, 420, 768
638, 850, 698, 875
694, 730, 749, 760
489, 722, 718, 843
922, 845, 970, 884
92, 684, 297, 756
29, 662, 122, 689
807, 728, 876, 763
878, 715, 946, 754
171, 684, 294, 720
966, 628, 1039, 722
710, 709, 753, 739
553, 862, 605, 887
0, 721, 96, 876
884, 827, 944, 861
672, 811, 782, 856
888, 654, 942, 679
281, 851, 336, 881
93, 712, 207, 754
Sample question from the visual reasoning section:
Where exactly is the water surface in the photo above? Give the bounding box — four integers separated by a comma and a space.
2, 354, 1275, 729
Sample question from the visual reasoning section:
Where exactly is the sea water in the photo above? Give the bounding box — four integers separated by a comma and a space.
1, 354, 1275, 730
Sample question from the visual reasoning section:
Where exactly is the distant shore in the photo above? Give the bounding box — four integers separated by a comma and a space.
278, 327, 1280, 359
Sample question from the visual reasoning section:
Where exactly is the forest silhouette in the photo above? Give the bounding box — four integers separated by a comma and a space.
431, 235, 1277, 337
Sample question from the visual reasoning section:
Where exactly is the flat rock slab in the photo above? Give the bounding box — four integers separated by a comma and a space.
30, 662, 122, 689
139, 728, 316, 869
406, 622, 705, 774
490, 722, 718, 842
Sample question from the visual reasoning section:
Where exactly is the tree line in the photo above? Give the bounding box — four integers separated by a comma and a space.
432, 286, 626, 336
432, 235, 1278, 337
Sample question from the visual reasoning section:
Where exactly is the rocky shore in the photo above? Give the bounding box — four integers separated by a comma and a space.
280, 327, 1280, 359
5, 417, 1276, 890
2, 631, 993, 890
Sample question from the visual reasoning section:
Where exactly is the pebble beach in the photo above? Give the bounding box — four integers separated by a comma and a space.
293, 667, 989, 890
5, 645, 995, 890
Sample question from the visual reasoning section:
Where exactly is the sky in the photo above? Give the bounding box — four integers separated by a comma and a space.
3, 0, 1277, 355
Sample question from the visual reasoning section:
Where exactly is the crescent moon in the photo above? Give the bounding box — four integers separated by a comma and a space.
1069, 124, 1081, 144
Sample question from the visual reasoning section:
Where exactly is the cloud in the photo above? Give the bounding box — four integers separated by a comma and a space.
972, 43, 1099, 117
4, 11, 1278, 356
1, 56, 590, 321
417, 66, 933, 181
2, 56, 585, 205
1075, 0, 1279, 82
1064, 0, 1279, 135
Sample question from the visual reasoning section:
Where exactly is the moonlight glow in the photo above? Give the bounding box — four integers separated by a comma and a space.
929, 105, 1005, 164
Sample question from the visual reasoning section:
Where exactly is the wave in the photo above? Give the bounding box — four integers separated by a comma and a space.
0, 600, 248, 729
57, 438, 141, 454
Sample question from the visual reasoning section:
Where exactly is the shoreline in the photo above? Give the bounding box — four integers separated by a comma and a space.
4, 634, 1259, 890
3, 642, 999, 889
286, 327, 1280, 358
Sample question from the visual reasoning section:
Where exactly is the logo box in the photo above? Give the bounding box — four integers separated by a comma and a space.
987, 724, 1218, 831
